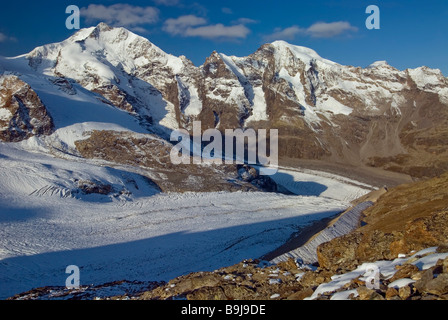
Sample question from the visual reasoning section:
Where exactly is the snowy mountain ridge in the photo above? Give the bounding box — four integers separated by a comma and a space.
1, 23, 448, 177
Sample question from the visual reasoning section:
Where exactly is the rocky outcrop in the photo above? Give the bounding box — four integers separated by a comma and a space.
76, 180, 113, 195
124, 258, 330, 301
6, 280, 162, 300
74, 130, 279, 193
74, 130, 173, 170
0, 75, 54, 142
313, 247, 448, 300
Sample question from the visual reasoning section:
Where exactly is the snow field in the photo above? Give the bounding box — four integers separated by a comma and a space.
0, 142, 371, 299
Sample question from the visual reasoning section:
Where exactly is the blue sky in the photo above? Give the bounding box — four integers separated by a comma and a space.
0, 0, 447, 75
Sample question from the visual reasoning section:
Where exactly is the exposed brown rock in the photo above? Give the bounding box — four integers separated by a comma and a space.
385, 287, 399, 300
0, 75, 54, 142
399, 285, 413, 300
287, 287, 314, 300
74, 130, 279, 193
357, 286, 385, 300
186, 286, 227, 300
92, 84, 136, 113
415, 269, 435, 294
9, 245, 448, 301
389, 264, 420, 283
441, 257, 448, 274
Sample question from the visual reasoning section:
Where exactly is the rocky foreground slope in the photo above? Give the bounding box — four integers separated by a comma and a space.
317, 172, 448, 271
134, 172, 448, 300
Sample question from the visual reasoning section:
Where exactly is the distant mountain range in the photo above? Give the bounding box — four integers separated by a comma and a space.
1, 22, 447, 180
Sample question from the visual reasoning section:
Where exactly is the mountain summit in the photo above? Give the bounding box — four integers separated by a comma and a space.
1, 23, 448, 178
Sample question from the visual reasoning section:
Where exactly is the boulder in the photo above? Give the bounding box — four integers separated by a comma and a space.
356, 286, 384, 300
415, 269, 434, 294
385, 287, 399, 300
398, 285, 412, 300
421, 274, 448, 296
287, 287, 314, 300
389, 264, 420, 283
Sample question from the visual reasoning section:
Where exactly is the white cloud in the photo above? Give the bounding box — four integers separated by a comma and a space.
307, 21, 358, 38
0, 32, 16, 43
263, 26, 304, 42
129, 26, 149, 34
81, 4, 159, 31
184, 24, 250, 39
264, 21, 358, 42
234, 18, 258, 25
222, 7, 233, 15
153, 0, 180, 6
163, 15, 251, 40
163, 15, 207, 35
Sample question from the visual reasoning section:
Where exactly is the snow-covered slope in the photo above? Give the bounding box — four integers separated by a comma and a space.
0, 142, 160, 199
0, 142, 373, 299
24, 23, 197, 134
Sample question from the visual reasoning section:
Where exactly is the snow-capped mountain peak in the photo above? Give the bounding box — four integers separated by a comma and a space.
368, 60, 390, 68
270, 40, 338, 68
19, 24, 194, 136
27, 23, 185, 82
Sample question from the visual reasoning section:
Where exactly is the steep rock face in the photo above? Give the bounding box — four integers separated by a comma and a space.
0, 75, 54, 142
196, 51, 251, 130
211, 42, 448, 176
